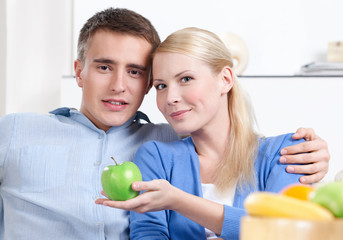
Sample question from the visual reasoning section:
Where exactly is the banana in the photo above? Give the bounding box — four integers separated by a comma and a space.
244, 192, 334, 221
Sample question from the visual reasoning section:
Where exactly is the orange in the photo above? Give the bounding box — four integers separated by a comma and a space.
280, 183, 315, 201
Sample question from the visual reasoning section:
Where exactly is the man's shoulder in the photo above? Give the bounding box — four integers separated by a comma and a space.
0, 109, 77, 130
140, 122, 173, 131
256, 133, 304, 168
1, 112, 50, 123
136, 122, 179, 142
140, 136, 190, 154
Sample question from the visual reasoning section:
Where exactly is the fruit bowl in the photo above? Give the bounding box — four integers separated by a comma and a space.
240, 216, 343, 240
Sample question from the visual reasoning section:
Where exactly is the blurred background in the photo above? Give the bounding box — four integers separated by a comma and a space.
1, 0, 343, 181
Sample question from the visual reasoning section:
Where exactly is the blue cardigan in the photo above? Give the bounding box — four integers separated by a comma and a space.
130, 133, 304, 240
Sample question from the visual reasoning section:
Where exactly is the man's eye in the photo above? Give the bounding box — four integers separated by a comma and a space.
99, 65, 110, 71
155, 84, 167, 90
181, 76, 192, 83
129, 70, 142, 76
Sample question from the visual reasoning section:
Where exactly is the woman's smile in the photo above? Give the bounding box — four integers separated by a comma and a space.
169, 109, 192, 120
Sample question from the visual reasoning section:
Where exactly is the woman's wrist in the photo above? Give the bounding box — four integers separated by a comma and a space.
167, 185, 184, 211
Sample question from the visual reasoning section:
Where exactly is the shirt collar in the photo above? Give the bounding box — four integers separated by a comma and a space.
49, 107, 150, 133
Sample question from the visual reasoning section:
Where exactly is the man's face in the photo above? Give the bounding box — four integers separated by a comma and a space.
74, 30, 152, 131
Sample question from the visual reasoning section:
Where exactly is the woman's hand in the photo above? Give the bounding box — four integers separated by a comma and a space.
95, 179, 225, 235
279, 127, 330, 184
95, 179, 177, 213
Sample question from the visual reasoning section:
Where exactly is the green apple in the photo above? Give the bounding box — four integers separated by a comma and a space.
101, 157, 142, 201
310, 182, 343, 218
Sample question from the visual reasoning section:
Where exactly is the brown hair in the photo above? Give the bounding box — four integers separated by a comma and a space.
77, 8, 160, 63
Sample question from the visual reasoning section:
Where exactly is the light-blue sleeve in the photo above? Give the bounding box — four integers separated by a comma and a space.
130, 141, 170, 240
0, 114, 16, 182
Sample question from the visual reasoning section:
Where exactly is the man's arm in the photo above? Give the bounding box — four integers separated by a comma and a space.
279, 128, 330, 184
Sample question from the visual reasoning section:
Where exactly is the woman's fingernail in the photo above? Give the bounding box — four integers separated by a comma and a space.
281, 149, 287, 155
287, 167, 295, 173
280, 157, 287, 163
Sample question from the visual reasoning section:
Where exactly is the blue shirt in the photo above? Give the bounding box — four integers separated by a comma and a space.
0, 107, 179, 240
130, 134, 305, 240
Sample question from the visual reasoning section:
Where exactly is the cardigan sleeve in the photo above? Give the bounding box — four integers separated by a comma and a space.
219, 133, 306, 240
261, 133, 306, 193
130, 141, 170, 240
219, 206, 246, 240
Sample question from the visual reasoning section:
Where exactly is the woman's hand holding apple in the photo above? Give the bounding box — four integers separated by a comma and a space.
95, 179, 179, 213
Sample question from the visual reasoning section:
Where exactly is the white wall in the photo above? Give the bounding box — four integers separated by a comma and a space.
1, 0, 72, 115
2, 0, 343, 181
239, 77, 343, 182
3, 0, 343, 113
71, 0, 343, 182
0, 0, 6, 117
73, 0, 343, 75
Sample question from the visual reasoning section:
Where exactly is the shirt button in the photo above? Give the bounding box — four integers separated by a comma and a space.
93, 161, 101, 166
98, 133, 105, 139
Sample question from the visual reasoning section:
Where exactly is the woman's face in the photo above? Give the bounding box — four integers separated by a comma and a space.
152, 52, 232, 135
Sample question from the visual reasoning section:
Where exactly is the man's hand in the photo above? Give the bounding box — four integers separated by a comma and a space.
280, 128, 330, 184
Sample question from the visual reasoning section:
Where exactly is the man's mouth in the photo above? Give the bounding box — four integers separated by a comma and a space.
106, 101, 126, 105
102, 99, 127, 105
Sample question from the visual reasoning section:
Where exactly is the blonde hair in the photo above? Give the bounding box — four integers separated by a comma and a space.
155, 27, 259, 191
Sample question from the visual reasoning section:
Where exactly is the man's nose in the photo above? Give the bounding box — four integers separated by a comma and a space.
110, 70, 125, 93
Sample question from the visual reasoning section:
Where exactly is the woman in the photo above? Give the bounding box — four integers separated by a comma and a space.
96, 27, 326, 239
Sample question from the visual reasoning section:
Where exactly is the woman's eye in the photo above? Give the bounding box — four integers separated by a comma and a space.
155, 84, 167, 90
181, 76, 192, 83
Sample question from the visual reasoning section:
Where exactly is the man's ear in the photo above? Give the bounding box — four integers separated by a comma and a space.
221, 66, 234, 94
145, 71, 153, 94
145, 82, 153, 95
74, 59, 83, 88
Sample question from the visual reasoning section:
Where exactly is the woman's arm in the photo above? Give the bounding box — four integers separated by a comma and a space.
280, 128, 330, 183
96, 180, 225, 235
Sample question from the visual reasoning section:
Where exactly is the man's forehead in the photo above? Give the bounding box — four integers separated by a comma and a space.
85, 32, 153, 68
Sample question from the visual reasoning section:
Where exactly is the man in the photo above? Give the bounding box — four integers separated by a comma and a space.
0, 7, 329, 239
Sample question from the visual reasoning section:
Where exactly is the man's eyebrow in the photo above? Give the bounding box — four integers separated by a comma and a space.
93, 58, 115, 64
93, 59, 147, 71
127, 64, 148, 71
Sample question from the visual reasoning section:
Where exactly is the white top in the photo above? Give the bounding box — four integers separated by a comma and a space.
201, 183, 236, 239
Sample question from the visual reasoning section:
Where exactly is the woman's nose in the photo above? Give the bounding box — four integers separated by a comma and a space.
166, 87, 181, 105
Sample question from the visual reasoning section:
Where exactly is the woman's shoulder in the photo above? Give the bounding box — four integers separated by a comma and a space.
255, 133, 305, 167
258, 133, 304, 153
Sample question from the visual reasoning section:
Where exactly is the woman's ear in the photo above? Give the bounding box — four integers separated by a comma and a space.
74, 59, 84, 88
221, 66, 234, 94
